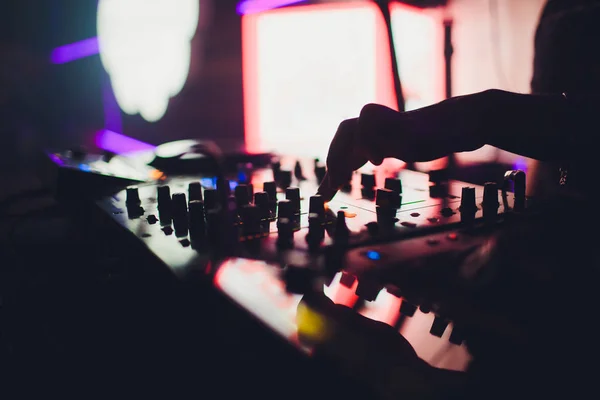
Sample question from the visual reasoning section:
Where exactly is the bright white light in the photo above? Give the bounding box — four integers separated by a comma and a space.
244, 4, 396, 159
97, 0, 199, 122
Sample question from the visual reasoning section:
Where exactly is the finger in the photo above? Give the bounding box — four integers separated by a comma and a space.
316, 171, 338, 202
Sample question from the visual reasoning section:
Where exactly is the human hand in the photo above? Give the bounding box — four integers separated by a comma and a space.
296, 292, 464, 399
316, 91, 507, 201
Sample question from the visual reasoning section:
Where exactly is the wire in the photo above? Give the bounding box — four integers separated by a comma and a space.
374, 0, 406, 112
488, 0, 512, 90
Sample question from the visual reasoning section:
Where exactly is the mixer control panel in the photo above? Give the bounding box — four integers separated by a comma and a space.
96, 156, 523, 368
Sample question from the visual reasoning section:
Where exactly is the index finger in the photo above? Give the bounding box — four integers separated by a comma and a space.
316, 171, 338, 202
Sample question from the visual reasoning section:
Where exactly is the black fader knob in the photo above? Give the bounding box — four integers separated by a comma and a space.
384, 177, 402, 194
361, 173, 376, 189
286, 187, 301, 214
315, 164, 327, 184
309, 195, 325, 217
482, 182, 499, 220
294, 160, 305, 181
126, 187, 141, 205
188, 182, 203, 202
254, 191, 271, 221
376, 188, 401, 209
189, 200, 206, 238
240, 204, 262, 237
235, 184, 250, 208
157, 185, 171, 209
430, 316, 449, 338
334, 210, 349, 243
172, 193, 188, 218
204, 188, 218, 211
459, 187, 477, 212
277, 199, 293, 220
278, 170, 292, 189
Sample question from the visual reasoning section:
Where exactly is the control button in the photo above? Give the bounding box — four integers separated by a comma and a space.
459, 187, 477, 212
429, 169, 448, 183
364, 250, 382, 261
240, 204, 261, 236
294, 160, 305, 181
188, 182, 203, 202
306, 216, 325, 250
203, 189, 218, 210
376, 188, 400, 209
334, 210, 349, 243
162, 225, 173, 235
419, 303, 431, 314
277, 199, 293, 219
157, 185, 171, 209
283, 265, 315, 294
126, 187, 141, 205
263, 181, 277, 202
344, 212, 357, 218
189, 200, 206, 238
339, 272, 356, 288
449, 325, 465, 345
356, 279, 381, 301
361, 173, 376, 189
146, 215, 158, 224
234, 184, 250, 208
400, 221, 417, 228
384, 177, 402, 194
276, 217, 294, 249
410, 212, 420, 217
286, 187, 301, 213
482, 182, 499, 220
399, 300, 417, 317
430, 316, 449, 337
441, 207, 455, 217
171, 193, 188, 216
427, 217, 439, 223
254, 191, 271, 220
278, 170, 292, 189
447, 232, 458, 241
271, 160, 282, 181
309, 195, 325, 217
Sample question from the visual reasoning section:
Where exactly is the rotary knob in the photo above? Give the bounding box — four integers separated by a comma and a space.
188, 182, 203, 202
384, 177, 402, 194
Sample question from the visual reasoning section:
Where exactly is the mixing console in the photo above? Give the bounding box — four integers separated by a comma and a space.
95, 153, 528, 374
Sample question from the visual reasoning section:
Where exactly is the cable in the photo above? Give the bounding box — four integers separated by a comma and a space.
374, 0, 406, 113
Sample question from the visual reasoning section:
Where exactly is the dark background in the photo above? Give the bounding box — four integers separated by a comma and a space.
0, 0, 245, 178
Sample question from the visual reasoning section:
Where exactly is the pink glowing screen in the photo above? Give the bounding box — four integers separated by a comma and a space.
241, 1, 444, 160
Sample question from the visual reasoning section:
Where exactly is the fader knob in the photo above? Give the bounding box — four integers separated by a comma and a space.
240, 204, 261, 236
254, 191, 271, 220
157, 185, 171, 208
376, 188, 400, 209
384, 177, 402, 194
234, 184, 250, 208
172, 193, 188, 217
334, 210, 349, 242
278, 170, 292, 189
126, 187, 140, 205
482, 182, 499, 220
204, 189, 218, 211
277, 199, 293, 219
263, 181, 277, 202
361, 173, 376, 189
189, 200, 206, 237
294, 160, 305, 181
286, 187, 301, 213
430, 316, 449, 337
283, 265, 316, 294
309, 195, 325, 217
188, 182, 203, 202
459, 187, 477, 212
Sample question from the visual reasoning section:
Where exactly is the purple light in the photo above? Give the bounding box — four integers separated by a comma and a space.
236, 0, 306, 15
513, 157, 528, 173
95, 130, 156, 155
50, 37, 99, 64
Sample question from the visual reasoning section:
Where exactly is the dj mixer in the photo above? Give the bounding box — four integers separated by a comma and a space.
92, 146, 531, 381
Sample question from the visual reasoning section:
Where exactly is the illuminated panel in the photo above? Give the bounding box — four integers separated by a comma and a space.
50, 37, 99, 64
390, 2, 445, 111
97, 0, 200, 123
242, 2, 396, 159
